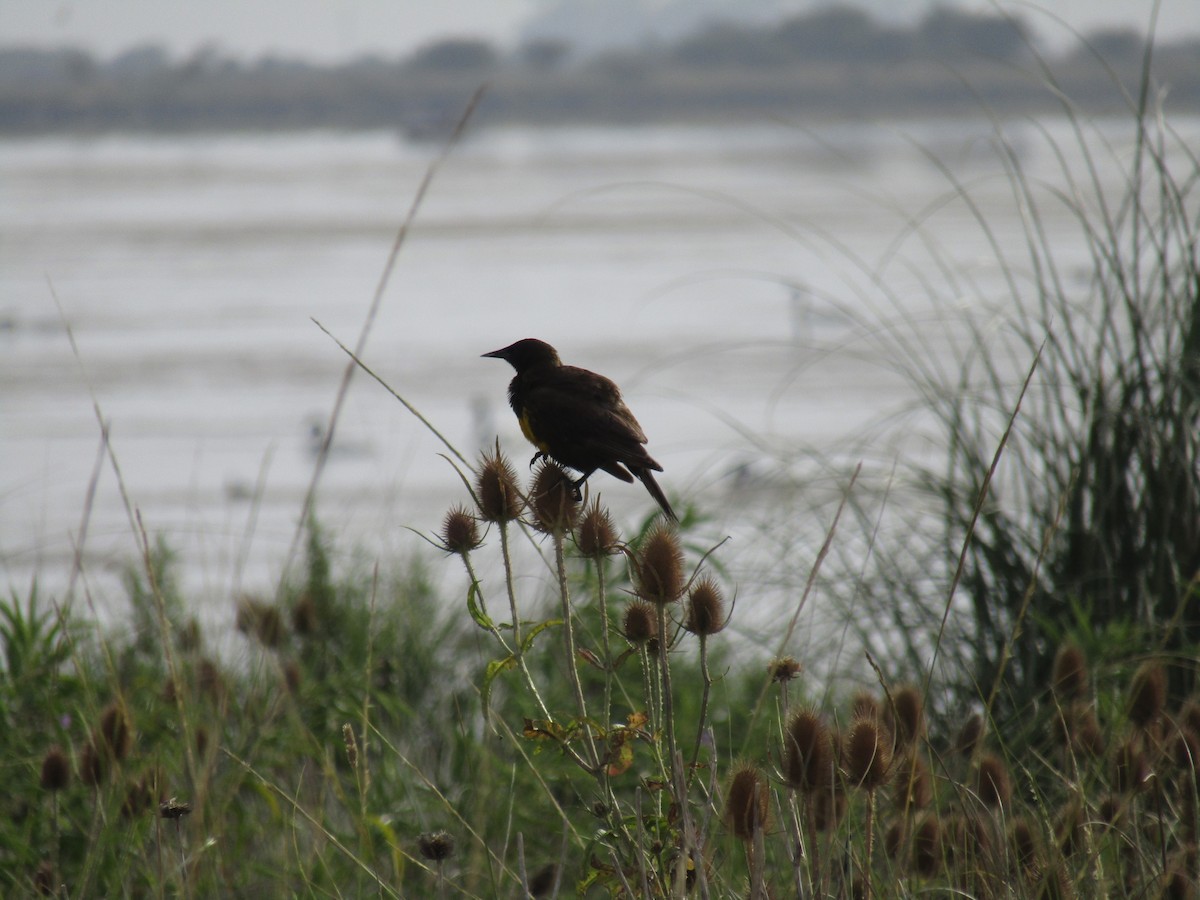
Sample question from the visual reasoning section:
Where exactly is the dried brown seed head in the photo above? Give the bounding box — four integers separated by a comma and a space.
1051, 643, 1089, 702
953, 712, 985, 760
769, 656, 803, 683
684, 575, 727, 636
529, 461, 580, 534
724, 762, 770, 841
635, 523, 684, 605
623, 601, 657, 644
417, 830, 455, 861
40, 745, 70, 793
850, 690, 881, 722
845, 716, 892, 791
441, 505, 481, 553
476, 450, 524, 523
891, 684, 924, 749
977, 753, 1012, 809
1128, 661, 1167, 730
784, 707, 833, 794
98, 702, 132, 761
576, 501, 619, 557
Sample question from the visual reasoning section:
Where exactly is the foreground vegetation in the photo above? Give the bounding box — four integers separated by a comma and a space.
3, 34, 1200, 900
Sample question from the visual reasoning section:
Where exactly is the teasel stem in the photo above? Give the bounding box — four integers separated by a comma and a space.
689, 632, 715, 776
596, 554, 614, 743
863, 787, 877, 900
554, 530, 598, 769
498, 519, 522, 650
655, 604, 685, 826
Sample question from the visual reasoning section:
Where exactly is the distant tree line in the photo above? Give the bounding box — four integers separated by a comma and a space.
0, 6, 1195, 133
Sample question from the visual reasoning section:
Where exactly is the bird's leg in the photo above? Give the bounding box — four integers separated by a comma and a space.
570, 472, 594, 502
528, 451, 547, 470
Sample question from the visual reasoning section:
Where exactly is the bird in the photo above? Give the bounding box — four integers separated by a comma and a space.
482, 338, 677, 523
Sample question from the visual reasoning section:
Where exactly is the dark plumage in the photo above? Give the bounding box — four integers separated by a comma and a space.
482, 338, 677, 522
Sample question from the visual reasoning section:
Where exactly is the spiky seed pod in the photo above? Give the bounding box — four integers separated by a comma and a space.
1055, 798, 1085, 857
159, 798, 192, 819
1008, 817, 1038, 872
576, 501, 619, 557
1180, 696, 1200, 737
684, 575, 727, 636
977, 753, 1012, 809
1069, 705, 1105, 759
894, 751, 932, 813
850, 690, 881, 722
724, 762, 770, 841
891, 684, 924, 750
441, 505, 481, 554
784, 707, 833, 794
529, 461, 579, 534
912, 813, 940, 877
953, 712, 985, 760
1113, 738, 1149, 793
33, 860, 56, 897
417, 830, 455, 862
635, 523, 684, 605
1096, 793, 1122, 826
236, 597, 284, 649
1170, 726, 1200, 776
1128, 661, 1167, 730
39, 746, 70, 792
1051, 643, 1089, 702
528, 864, 557, 897
475, 450, 524, 523
770, 656, 803, 683
98, 703, 132, 761
623, 601, 657, 644
291, 591, 316, 636
78, 742, 103, 787
845, 716, 892, 791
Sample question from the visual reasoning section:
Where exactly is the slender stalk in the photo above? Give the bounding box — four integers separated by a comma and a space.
655, 604, 684, 831
554, 531, 598, 769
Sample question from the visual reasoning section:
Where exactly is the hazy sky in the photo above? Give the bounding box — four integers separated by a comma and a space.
2, 0, 1195, 61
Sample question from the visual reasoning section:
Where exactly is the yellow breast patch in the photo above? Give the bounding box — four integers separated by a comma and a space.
519, 410, 551, 454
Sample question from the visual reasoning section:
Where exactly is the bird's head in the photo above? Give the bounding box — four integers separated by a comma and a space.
482, 338, 561, 372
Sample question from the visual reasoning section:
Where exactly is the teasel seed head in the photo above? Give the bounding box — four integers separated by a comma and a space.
417, 830, 455, 862
529, 461, 579, 534
1051, 642, 1089, 702
912, 813, 941, 878
845, 716, 892, 791
769, 656, 803, 683
634, 523, 684, 605
98, 702, 133, 762
291, 590, 317, 636
784, 707, 833, 794
475, 449, 524, 523
894, 751, 932, 813
1068, 705, 1106, 759
236, 596, 284, 649
78, 741, 104, 787
622, 601, 658, 645
528, 864, 557, 897
1112, 737, 1149, 793
440, 504, 481, 554
684, 575, 727, 636
576, 500, 619, 557
1006, 817, 1036, 873
953, 712, 985, 760
724, 762, 770, 841
977, 753, 1012, 809
39, 745, 70, 793
1128, 660, 1167, 730
850, 690, 881, 722
890, 684, 924, 750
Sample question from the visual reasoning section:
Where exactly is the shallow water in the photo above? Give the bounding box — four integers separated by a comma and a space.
2, 115, 1193, 658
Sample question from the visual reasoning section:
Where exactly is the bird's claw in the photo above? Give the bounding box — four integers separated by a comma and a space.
528, 452, 547, 470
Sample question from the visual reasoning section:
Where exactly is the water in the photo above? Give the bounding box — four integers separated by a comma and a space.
3, 116, 1192, 657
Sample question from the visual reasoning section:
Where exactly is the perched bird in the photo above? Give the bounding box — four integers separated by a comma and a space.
483, 338, 677, 522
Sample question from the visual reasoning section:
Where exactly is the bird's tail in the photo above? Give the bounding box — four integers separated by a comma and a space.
633, 467, 678, 523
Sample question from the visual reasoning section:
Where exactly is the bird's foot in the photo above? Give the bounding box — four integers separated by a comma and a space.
528, 452, 547, 470
570, 476, 587, 502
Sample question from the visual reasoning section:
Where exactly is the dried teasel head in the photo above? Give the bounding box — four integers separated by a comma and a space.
953, 712, 985, 760
634, 523, 684, 605
1128, 660, 1167, 730
417, 830, 456, 862
97, 702, 133, 762
912, 813, 941, 878
440, 505, 482, 554
622, 601, 657, 645
1052, 642, 1089, 702
850, 690, 882, 722
475, 449, 524, 523
844, 716, 893, 791
529, 461, 579, 534
576, 500, 619, 557
784, 707, 833, 794
769, 656, 803, 683
977, 753, 1012, 809
39, 745, 70, 793
683, 575, 727, 637
890, 684, 925, 750
724, 762, 770, 841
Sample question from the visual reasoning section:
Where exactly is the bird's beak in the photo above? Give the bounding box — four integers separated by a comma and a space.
482, 348, 504, 359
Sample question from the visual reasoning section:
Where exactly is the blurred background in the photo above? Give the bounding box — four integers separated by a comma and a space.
2, 0, 1198, 647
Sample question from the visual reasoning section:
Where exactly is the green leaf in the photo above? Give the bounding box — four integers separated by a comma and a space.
481, 655, 516, 714
520, 617, 562, 655
466, 580, 494, 631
